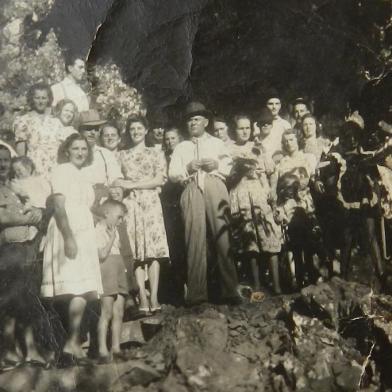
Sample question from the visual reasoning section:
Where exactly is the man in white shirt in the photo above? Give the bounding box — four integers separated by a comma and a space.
261, 93, 291, 158
169, 102, 240, 306
51, 55, 89, 112
78, 110, 122, 189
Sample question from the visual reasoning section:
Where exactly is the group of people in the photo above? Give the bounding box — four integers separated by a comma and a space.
0, 53, 392, 369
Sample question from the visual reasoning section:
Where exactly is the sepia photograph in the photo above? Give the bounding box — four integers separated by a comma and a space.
0, 0, 392, 390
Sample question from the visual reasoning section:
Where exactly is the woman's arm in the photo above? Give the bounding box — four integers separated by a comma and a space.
52, 193, 77, 259
113, 174, 165, 190
15, 141, 26, 156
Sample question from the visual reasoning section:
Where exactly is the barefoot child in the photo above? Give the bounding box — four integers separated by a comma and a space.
96, 199, 128, 363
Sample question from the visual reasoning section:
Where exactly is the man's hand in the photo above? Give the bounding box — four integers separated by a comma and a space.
314, 180, 325, 194
186, 159, 202, 174
25, 207, 43, 226
64, 235, 78, 259
201, 158, 218, 173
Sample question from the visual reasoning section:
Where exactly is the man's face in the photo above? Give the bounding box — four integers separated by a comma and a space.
213, 121, 229, 142
81, 127, 100, 147
0, 149, 11, 180
294, 103, 309, 123
187, 115, 208, 137
152, 127, 164, 143
283, 133, 298, 154
266, 98, 281, 118
101, 126, 121, 151
164, 130, 181, 152
68, 59, 86, 82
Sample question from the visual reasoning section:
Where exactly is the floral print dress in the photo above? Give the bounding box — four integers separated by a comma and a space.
229, 142, 282, 255
13, 111, 74, 179
119, 147, 169, 261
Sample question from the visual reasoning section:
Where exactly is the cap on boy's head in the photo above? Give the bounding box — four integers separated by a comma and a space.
256, 108, 274, 127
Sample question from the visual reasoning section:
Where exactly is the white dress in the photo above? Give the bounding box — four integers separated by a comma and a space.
41, 163, 103, 297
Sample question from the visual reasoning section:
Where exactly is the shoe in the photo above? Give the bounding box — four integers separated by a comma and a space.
57, 352, 77, 368
0, 358, 22, 372
24, 358, 52, 370
112, 351, 128, 362
76, 357, 93, 367
97, 355, 112, 365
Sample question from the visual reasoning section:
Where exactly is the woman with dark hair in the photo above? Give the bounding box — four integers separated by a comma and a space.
114, 116, 169, 313
300, 114, 325, 162
41, 133, 102, 365
53, 99, 78, 142
228, 114, 283, 298
13, 82, 63, 179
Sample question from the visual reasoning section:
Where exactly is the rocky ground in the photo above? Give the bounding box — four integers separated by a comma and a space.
1, 277, 392, 392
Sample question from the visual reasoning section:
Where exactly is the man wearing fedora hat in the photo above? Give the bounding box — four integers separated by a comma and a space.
169, 102, 240, 306
78, 109, 122, 188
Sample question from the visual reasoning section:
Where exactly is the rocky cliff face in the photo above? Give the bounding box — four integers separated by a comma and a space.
2, 277, 391, 391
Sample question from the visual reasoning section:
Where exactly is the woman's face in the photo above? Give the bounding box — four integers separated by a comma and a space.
164, 130, 181, 152
213, 121, 229, 142
101, 126, 121, 151
235, 118, 251, 144
33, 89, 50, 113
302, 117, 317, 139
67, 139, 89, 168
59, 103, 75, 126
129, 122, 147, 145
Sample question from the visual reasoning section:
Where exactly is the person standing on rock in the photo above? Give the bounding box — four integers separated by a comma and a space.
51, 54, 89, 113
169, 102, 240, 306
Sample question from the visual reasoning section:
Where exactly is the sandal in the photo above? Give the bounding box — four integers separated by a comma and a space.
24, 358, 52, 370
150, 305, 162, 313
250, 291, 265, 303
139, 306, 152, 316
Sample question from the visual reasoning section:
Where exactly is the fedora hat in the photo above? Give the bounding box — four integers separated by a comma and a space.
79, 109, 107, 128
256, 108, 274, 127
184, 101, 211, 120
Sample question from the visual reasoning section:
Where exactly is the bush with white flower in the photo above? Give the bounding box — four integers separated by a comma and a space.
91, 63, 145, 130
0, 0, 143, 134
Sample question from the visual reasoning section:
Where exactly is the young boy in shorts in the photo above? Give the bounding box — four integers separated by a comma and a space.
96, 199, 128, 363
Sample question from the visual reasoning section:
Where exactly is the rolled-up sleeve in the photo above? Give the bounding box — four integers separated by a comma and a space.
217, 142, 233, 178
169, 144, 188, 183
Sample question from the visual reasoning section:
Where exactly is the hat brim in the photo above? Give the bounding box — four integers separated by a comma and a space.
79, 120, 107, 127
184, 110, 211, 120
